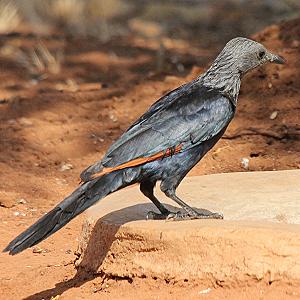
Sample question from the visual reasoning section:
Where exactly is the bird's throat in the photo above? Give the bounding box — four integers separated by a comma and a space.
200, 70, 241, 106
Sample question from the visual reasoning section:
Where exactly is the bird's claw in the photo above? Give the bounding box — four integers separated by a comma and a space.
205, 212, 224, 219
147, 210, 223, 221
166, 211, 223, 221
166, 212, 190, 221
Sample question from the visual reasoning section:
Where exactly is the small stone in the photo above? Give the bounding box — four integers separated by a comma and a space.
30, 79, 39, 85
109, 113, 118, 122
177, 63, 185, 73
13, 211, 20, 216
241, 158, 249, 170
55, 79, 78, 93
18, 117, 33, 127
268, 82, 272, 89
79, 83, 102, 91
55, 178, 67, 185
59, 163, 73, 172
17, 198, 27, 204
164, 76, 178, 83
291, 40, 300, 48
269, 111, 278, 120
55, 83, 64, 91
128, 19, 162, 38
7, 119, 17, 125
199, 288, 211, 294
32, 246, 43, 254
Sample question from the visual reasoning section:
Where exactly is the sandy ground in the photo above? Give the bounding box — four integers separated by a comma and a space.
0, 18, 299, 299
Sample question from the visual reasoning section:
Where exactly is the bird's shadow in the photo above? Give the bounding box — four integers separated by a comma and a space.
24, 202, 209, 300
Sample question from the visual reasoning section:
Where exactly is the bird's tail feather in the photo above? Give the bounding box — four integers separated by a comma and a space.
3, 170, 130, 255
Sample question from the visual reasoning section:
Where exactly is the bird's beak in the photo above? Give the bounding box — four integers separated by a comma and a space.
268, 52, 286, 64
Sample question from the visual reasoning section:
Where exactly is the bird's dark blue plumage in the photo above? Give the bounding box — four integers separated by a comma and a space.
80, 82, 235, 179
3, 37, 285, 255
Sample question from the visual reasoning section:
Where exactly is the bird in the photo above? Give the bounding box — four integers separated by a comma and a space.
3, 37, 285, 255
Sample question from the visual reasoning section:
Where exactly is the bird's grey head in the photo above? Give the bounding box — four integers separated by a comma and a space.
217, 37, 285, 75
201, 37, 285, 104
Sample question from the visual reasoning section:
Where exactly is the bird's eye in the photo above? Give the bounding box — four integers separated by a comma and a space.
258, 50, 265, 59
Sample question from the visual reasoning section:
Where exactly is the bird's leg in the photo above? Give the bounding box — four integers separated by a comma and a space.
164, 188, 223, 221
140, 181, 176, 220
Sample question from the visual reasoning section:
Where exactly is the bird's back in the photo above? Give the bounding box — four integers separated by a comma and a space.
81, 80, 235, 182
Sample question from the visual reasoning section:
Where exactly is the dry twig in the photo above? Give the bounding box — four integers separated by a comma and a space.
223, 126, 300, 141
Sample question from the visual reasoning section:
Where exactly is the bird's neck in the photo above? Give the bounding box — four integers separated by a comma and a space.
199, 63, 241, 106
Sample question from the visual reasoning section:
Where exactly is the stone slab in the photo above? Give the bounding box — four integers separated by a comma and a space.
75, 170, 300, 285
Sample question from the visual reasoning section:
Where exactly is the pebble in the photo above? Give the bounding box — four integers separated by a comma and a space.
55, 178, 67, 185
269, 111, 278, 120
241, 158, 249, 170
199, 288, 212, 294
17, 198, 27, 204
291, 40, 299, 48
7, 119, 17, 125
13, 211, 26, 216
59, 163, 73, 172
32, 246, 43, 254
164, 75, 178, 83
18, 117, 33, 127
79, 82, 102, 91
109, 113, 118, 122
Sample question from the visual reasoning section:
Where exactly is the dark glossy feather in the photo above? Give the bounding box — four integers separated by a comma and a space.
81, 82, 234, 181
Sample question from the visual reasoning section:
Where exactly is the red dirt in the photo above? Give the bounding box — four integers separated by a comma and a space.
0, 18, 299, 299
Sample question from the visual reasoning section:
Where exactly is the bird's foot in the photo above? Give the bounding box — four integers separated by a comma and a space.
146, 210, 223, 221
146, 210, 175, 220
166, 210, 223, 221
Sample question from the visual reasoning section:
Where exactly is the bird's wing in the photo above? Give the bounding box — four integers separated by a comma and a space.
80, 82, 234, 182
127, 79, 198, 130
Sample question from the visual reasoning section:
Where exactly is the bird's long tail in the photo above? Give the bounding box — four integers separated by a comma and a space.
3, 169, 133, 255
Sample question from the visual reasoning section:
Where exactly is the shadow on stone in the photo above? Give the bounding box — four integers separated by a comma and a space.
76, 202, 190, 273
25, 202, 184, 300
